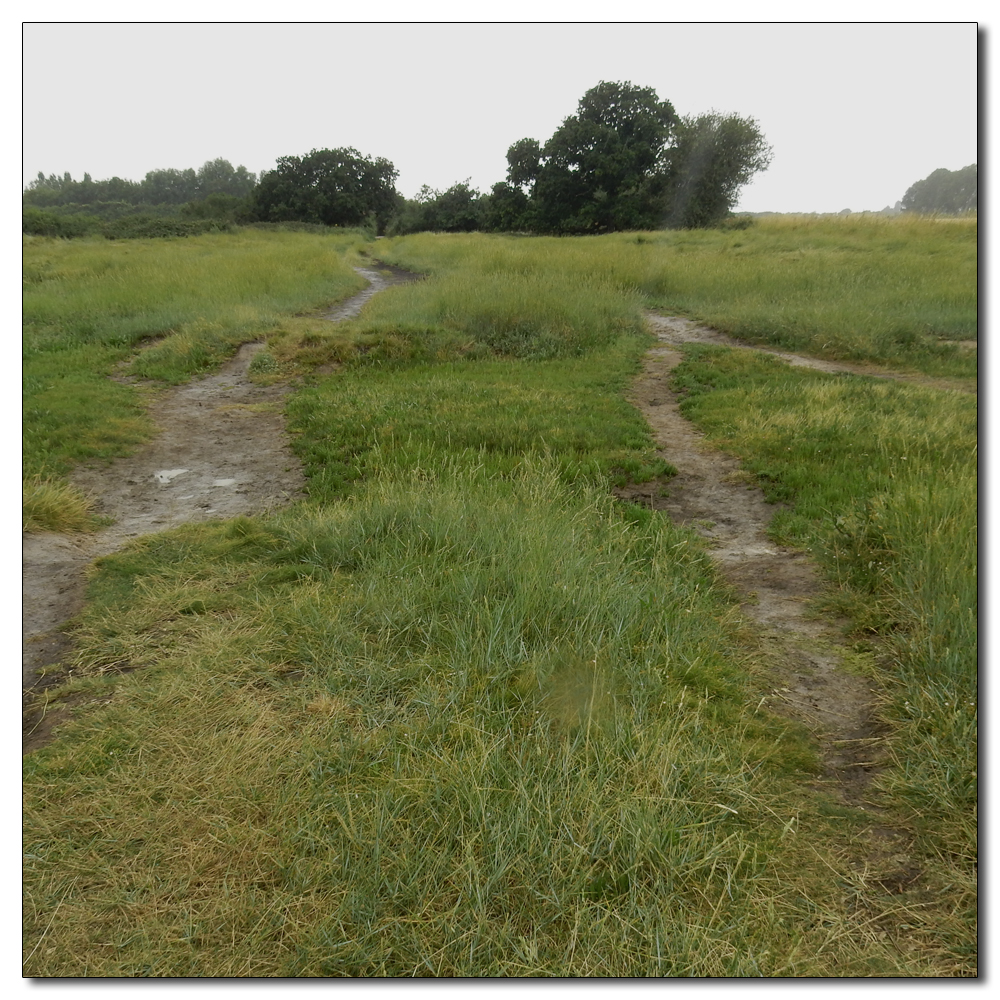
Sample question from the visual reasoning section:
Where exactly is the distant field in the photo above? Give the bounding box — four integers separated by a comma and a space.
24, 219, 977, 976
23, 228, 367, 476
374, 215, 977, 377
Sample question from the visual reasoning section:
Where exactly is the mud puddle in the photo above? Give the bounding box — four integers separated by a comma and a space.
23, 263, 419, 750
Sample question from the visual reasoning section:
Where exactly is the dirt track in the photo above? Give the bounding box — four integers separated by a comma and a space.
20, 287, 957, 837
22, 265, 420, 745
618, 314, 887, 807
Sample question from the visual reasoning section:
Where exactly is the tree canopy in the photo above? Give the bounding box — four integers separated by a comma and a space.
902, 165, 977, 214
24, 159, 257, 209
390, 181, 485, 235
505, 82, 677, 233
501, 82, 771, 233
663, 113, 774, 229
250, 148, 399, 231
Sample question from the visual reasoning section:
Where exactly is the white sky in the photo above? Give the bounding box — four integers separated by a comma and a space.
22, 21, 979, 215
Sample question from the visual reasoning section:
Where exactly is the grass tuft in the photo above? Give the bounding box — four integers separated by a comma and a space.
23, 476, 98, 533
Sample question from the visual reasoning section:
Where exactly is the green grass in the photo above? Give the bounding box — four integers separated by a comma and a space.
670, 343, 977, 929
373, 218, 977, 377
286, 346, 672, 502
24, 221, 977, 976
23, 228, 368, 484
626, 216, 977, 375
28, 466, 944, 977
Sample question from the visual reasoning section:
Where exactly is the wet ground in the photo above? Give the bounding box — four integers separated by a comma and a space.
617, 315, 889, 807
22, 264, 420, 748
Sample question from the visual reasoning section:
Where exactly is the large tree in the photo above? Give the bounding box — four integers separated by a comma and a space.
499, 82, 771, 232
251, 147, 399, 231
663, 113, 773, 229
902, 165, 977, 214
505, 81, 677, 233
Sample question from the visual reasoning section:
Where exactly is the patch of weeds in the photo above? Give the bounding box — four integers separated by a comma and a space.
23, 476, 98, 533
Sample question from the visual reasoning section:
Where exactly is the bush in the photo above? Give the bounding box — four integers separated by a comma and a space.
101, 215, 230, 240
180, 193, 253, 223
22, 207, 100, 238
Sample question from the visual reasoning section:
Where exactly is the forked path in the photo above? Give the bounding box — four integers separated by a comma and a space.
22, 264, 419, 747
619, 314, 896, 814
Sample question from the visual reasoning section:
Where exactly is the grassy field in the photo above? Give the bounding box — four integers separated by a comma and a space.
23, 227, 368, 530
23, 218, 977, 976
371, 216, 976, 376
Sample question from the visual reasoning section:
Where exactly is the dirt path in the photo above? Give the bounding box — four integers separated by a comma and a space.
22, 263, 419, 748
617, 313, 924, 888
645, 313, 977, 394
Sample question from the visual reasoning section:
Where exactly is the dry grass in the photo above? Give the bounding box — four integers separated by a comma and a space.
23, 477, 97, 533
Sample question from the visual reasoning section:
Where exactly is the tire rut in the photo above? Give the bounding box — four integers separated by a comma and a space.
617, 313, 915, 876
645, 312, 976, 394
22, 263, 418, 752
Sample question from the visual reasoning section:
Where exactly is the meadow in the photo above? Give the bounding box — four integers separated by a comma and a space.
23, 216, 977, 976
23, 228, 368, 529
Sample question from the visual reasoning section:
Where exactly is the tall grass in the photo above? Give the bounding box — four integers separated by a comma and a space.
671, 344, 977, 929
286, 346, 671, 502
27, 466, 937, 977
375, 217, 977, 377
23, 476, 98, 533
628, 216, 977, 373
23, 229, 367, 359
23, 229, 368, 484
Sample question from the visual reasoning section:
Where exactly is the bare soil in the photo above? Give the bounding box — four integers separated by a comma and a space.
645, 313, 977, 394
617, 316, 885, 800
22, 264, 420, 750
616, 312, 928, 889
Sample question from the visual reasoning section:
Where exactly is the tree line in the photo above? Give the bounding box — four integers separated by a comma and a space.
25, 159, 257, 214
901, 164, 977, 215
25, 82, 779, 238
250, 82, 774, 235
25, 79, 978, 241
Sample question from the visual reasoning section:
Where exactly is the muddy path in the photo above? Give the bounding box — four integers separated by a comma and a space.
617, 312, 925, 885
646, 313, 977, 395
22, 264, 420, 750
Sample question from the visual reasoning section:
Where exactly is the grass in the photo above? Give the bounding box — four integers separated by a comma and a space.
627, 216, 977, 375
372, 217, 976, 377
670, 343, 977, 939
22, 227, 368, 487
286, 347, 672, 502
26, 466, 943, 977
23, 476, 99, 533
23, 219, 977, 976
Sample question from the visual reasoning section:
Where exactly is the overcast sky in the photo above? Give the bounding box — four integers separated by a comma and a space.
22, 21, 978, 214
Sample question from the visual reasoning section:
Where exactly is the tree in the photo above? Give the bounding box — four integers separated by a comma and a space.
141, 167, 198, 205
498, 82, 771, 232
663, 113, 773, 228
483, 181, 530, 232
251, 147, 399, 231
505, 81, 677, 233
195, 158, 257, 199
901, 165, 977, 214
